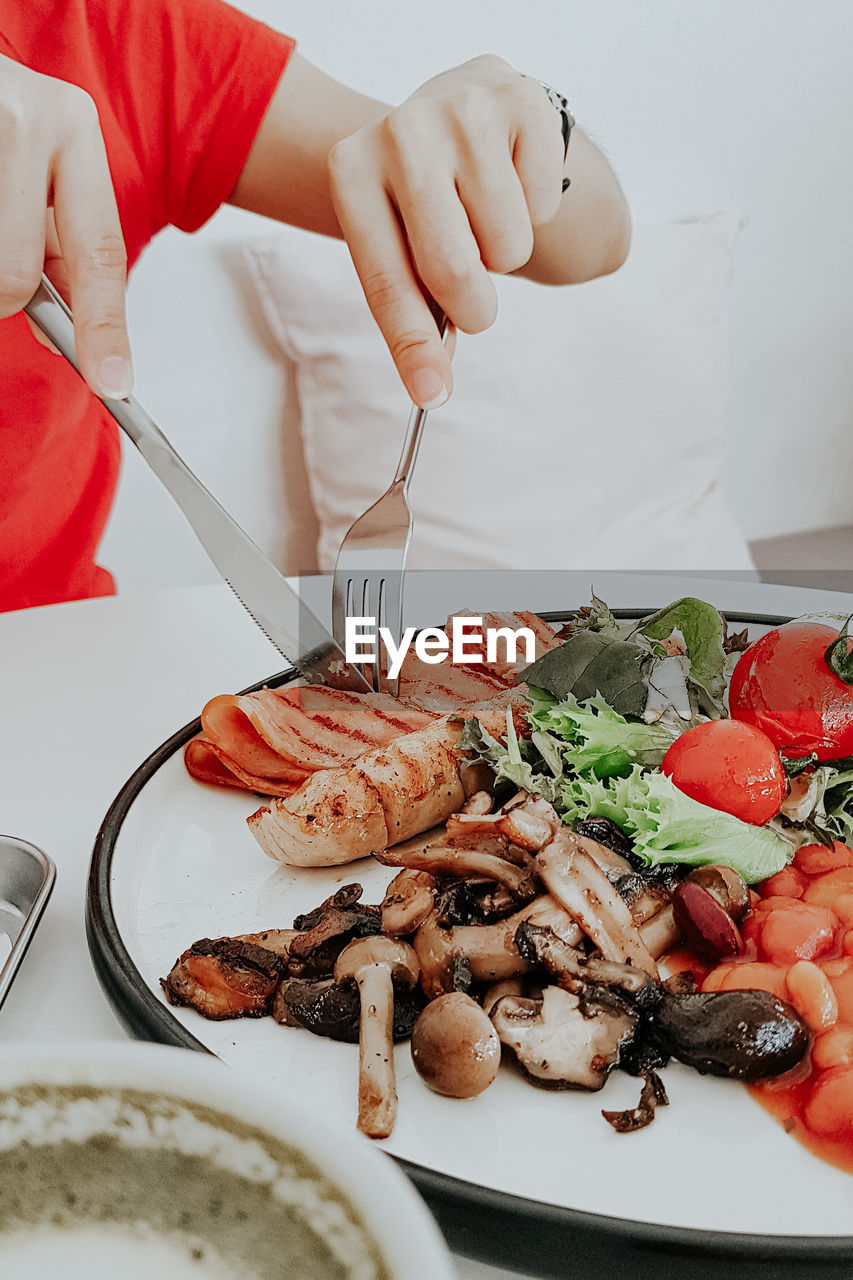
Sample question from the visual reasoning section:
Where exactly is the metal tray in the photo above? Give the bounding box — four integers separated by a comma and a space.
0, 836, 56, 1010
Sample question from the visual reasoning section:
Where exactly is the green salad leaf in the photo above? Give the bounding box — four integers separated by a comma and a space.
563, 591, 622, 638
817, 766, 853, 845
519, 631, 653, 718
457, 713, 561, 805
632, 597, 728, 716
526, 687, 677, 779
560, 766, 790, 884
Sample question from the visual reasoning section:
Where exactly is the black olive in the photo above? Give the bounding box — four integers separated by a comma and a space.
650, 990, 811, 1081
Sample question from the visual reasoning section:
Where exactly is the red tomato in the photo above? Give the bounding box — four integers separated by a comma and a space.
729, 621, 853, 761
661, 719, 786, 824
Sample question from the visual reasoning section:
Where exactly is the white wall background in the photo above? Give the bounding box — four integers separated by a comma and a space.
105, 0, 853, 588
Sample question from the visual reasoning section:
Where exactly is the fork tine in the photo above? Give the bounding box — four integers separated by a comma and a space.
373, 578, 385, 695
382, 571, 404, 698
362, 577, 382, 694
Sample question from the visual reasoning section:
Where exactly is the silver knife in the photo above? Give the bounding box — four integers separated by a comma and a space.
25, 275, 369, 692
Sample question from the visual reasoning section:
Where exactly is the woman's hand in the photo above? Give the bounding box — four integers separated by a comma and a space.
0, 53, 132, 397
327, 56, 568, 407
235, 53, 630, 409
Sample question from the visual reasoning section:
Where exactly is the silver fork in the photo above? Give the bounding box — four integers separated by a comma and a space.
332, 312, 451, 696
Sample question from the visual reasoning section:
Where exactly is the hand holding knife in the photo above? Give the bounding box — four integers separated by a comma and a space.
24, 275, 370, 693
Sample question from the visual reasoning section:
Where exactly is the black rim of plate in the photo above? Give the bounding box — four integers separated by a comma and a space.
86, 609, 853, 1274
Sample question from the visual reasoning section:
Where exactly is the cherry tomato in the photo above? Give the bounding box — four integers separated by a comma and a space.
729, 622, 853, 761
662, 719, 786, 824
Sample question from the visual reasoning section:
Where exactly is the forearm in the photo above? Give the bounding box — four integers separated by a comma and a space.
230, 54, 387, 236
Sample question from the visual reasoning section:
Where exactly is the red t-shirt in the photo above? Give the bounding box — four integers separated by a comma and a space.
0, 0, 294, 611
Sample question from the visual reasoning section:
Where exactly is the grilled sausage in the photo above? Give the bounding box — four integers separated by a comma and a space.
247, 690, 524, 867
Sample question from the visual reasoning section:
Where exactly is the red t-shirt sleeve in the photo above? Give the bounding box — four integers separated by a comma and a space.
0, 0, 294, 243
117, 0, 295, 233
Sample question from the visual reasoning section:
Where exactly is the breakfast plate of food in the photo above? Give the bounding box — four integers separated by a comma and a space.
87, 598, 853, 1277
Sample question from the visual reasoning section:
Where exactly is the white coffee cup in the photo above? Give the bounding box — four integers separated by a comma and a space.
0, 1041, 456, 1280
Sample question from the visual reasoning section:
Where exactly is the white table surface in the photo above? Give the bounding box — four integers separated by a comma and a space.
2, 575, 851, 1279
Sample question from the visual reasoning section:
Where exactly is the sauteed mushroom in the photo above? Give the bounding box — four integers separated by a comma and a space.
413, 896, 583, 999
515, 922, 656, 1002
288, 883, 380, 976
411, 992, 500, 1098
375, 844, 536, 901
273, 976, 422, 1043
162, 938, 284, 1020
380, 869, 436, 936
536, 830, 658, 976
491, 985, 638, 1090
334, 936, 420, 1138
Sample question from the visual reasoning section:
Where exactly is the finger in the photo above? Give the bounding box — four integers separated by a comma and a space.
389, 168, 499, 334
43, 254, 71, 306
511, 79, 565, 228
43, 208, 71, 297
52, 95, 132, 398
330, 155, 453, 408
0, 143, 49, 317
455, 148, 535, 275
23, 222, 62, 352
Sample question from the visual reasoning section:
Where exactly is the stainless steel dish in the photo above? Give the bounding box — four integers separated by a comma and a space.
0, 836, 56, 1011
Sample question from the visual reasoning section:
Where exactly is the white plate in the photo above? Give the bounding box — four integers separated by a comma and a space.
86, 610, 853, 1275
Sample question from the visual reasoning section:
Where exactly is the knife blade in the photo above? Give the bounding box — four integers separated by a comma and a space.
25, 275, 370, 692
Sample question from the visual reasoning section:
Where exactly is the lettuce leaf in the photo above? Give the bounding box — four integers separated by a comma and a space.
527, 687, 677, 779
563, 591, 622, 638
632, 597, 728, 716
818, 767, 853, 844
519, 631, 653, 717
560, 766, 790, 884
457, 713, 561, 805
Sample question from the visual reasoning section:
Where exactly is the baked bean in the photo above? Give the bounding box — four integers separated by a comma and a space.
786, 960, 838, 1031
717, 962, 788, 1002
813, 1025, 853, 1071
829, 970, 853, 1024
759, 867, 808, 900
804, 1067, 853, 1136
795, 843, 853, 876
760, 903, 837, 965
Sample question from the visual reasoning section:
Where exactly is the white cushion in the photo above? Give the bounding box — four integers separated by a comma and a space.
243, 214, 753, 573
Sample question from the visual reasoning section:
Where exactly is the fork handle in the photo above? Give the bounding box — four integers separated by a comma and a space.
392, 310, 452, 491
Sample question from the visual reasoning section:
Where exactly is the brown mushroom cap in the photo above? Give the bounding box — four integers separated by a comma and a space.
334, 936, 419, 988
411, 993, 500, 1098
491, 986, 637, 1091
380, 870, 436, 937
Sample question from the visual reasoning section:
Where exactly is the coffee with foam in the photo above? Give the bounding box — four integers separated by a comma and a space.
0, 1084, 390, 1280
